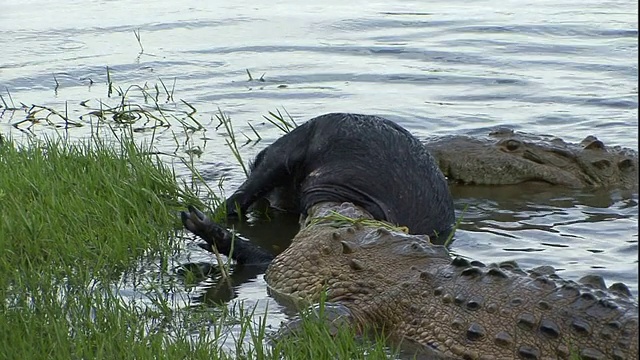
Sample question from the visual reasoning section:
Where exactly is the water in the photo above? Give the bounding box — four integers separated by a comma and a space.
1, 0, 637, 351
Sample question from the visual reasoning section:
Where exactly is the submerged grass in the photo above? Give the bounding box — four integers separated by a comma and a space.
270, 291, 399, 359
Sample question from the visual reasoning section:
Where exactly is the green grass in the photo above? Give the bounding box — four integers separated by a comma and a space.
0, 129, 214, 359
0, 136, 188, 282
270, 291, 398, 359
308, 210, 410, 234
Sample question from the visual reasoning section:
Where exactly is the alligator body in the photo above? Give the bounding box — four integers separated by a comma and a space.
224, 112, 455, 239
182, 203, 638, 359
422, 128, 638, 189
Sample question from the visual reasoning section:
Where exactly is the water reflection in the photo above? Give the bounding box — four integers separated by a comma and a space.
449, 184, 638, 294
178, 208, 299, 305
178, 262, 269, 305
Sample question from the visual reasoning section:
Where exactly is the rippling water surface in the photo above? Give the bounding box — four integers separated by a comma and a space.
1, 0, 637, 351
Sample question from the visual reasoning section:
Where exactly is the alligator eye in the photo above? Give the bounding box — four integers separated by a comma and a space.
503, 140, 521, 152
618, 158, 634, 171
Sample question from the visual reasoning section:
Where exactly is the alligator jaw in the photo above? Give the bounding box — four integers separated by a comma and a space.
438, 155, 584, 187
423, 130, 638, 189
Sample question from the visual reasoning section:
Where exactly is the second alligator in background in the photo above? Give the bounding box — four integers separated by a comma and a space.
422, 127, 638, 189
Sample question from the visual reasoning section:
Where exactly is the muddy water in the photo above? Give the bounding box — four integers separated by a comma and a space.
1, 0, 637, 351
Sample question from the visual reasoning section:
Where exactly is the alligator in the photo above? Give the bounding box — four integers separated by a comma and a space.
422, 128, 638, 189
181, 203, 638, 359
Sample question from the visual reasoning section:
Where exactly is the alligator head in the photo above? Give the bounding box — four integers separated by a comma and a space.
423, 128, 638, 189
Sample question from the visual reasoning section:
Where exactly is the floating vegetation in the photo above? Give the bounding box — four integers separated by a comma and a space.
262, 108, 297, 134
308, 210, 410, 234
246, 68, 266, 82
1, 68, 203, 135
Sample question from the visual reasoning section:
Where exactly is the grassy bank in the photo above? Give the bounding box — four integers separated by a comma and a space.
0, 123, 398, 359
0, 130, 208, 359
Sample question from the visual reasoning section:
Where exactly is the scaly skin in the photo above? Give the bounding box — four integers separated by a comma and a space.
264, 202, 639, 359
422, 128, 638, 189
